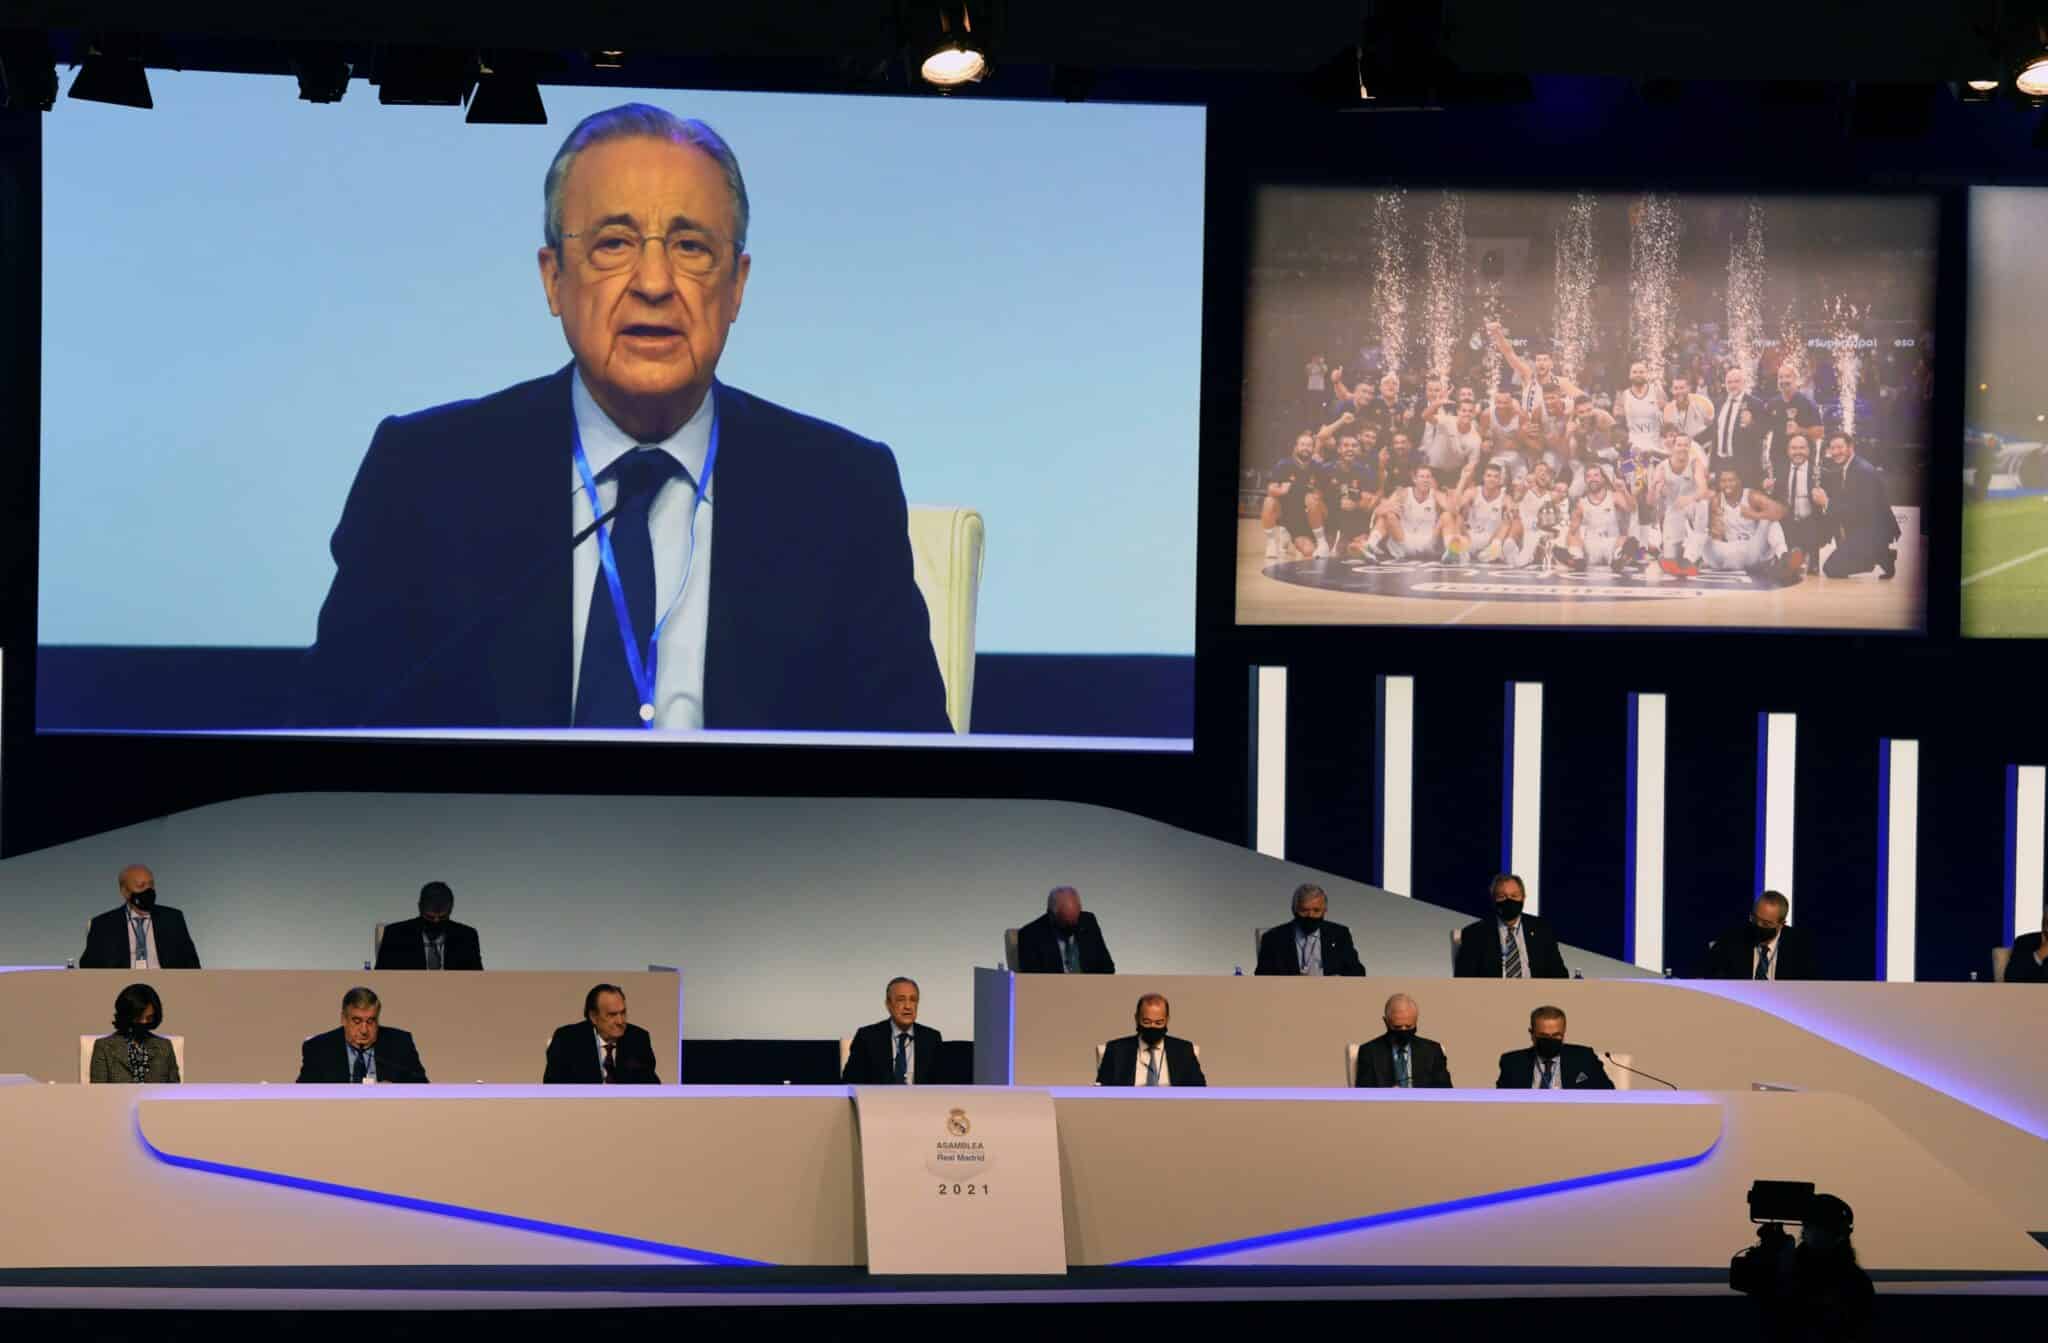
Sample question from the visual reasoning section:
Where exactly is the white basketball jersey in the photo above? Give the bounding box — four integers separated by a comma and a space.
1658, 459, 1704, 509
1718, 494, 1762, 545
1620, 387, 1662, 455
1579, 491, 1622, 539
1400, 486, 1442, 536
1465, 488, 1509, 543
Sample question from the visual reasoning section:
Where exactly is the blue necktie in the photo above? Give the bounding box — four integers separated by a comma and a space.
1539, 1059, 1555, 1089
1394, 1046, 1411, 1088
1755, 944, 1772, 981
131, 916, 147, 963
575, 448, 686, 727
350, 1047, 368, 1083
894, 1032, 910, 1083
1145, 1047, 1161, 1086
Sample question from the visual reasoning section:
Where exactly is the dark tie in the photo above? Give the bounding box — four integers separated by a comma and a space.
426, 936, 443, 971
1394, 1046, 1411, 1088
575, 448, 687, 727
894, 1032, 910, 1083
1145, 1048, 1161, 1086
350, 1048, 367, 1083
1062, 937, 1081, 974
1503, 930, 1524, 979
1539, 1059, 1555, 1090
131, 916, 148, 964
1755, 944, 1772, 981
603, 1040, 617, 1083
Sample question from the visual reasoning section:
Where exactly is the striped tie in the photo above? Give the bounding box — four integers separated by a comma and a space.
1503, 932, 1524, 979
1145, 1048, 1161, 1086
1754, 944, 1772, 981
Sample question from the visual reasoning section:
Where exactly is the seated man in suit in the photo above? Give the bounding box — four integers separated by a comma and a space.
375, 881, 484, 971
297, 987, 430, 1083
1015, 885, 1116, 974
1704, 891, 1816, 981
1355, 992, 1452, 1088
1496, 1005, 1613, 1090
1255, 883, 1367, 976
544, 982, 663, 1083
298, 103, 946, 733
1097, 992, 1206, 1087
80, 865, 201, 970
89, 982, 181, 1084
2005, 909, 2047, 984
843, 977, 945, 1085
1454, 873, 1568, 978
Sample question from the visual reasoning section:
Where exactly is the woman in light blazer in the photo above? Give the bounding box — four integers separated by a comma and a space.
89, 982, 179, 1084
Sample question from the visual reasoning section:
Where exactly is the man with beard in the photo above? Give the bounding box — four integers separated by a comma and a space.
1617, 361, 1666, 464
1663, 373, 1715, 448
1487, 321, 1580, 417
1566, 463, 1640, 573
1261, 431, 1329, 560
1015, 885, 1117, 975
1761, 361, 1825, 493
1812, 432, 1900, 580
1647, 426, 1711, 576
1359, 462, 1454, 564
1684, 466, 1805, 585
1323, 433, 1382, 556
1453, 460, 1524, 565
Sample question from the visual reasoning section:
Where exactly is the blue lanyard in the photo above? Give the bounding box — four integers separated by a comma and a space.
570, 402, 719, 726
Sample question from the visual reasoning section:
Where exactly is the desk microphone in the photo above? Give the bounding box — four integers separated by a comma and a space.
1604, 1051, 1679, 1091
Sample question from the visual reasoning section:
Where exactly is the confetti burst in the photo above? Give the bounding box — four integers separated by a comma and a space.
1481, 280, 1505, 400
1828, 296, 1862, 436
1726, 201, 1766, 385
1777, 304, 1807, 388
1423, 192, 1466, 384
1373, 190, 1408, 379
1629, 193, 1680, 382
1552, 192, 1598, 388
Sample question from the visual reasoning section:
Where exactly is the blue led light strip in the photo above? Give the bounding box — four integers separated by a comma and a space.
1114, 1141, 1720, 1267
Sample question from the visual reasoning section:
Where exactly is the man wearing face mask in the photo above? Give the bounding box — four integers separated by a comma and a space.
1255, 884, 1367, 977
2006, 908, 2048, 983
1496, 1006, 1612, 1090
80, 866, 201, 971
297, 987, 430, 1084
1014, 885, 1116, 975
1355, 993, 1452, 1089
1704, 891, 1817, 981
375, 881, 485, 971
1453, 874, 1569, 979
1096, 993, 1206, 1087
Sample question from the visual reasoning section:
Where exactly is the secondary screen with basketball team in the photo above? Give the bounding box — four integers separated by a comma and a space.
1235, 188, 1936, 632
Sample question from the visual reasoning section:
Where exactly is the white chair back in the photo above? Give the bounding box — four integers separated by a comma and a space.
1991, 946, 2012, 983
906, 505, 986, 734
1606, 1051, 1634, 1091
79, 1033, 185, 1083
1003, 928, 1021, 972
1345, 1042, 1361, 1087
1448, 926, 1463, 971
1253, 927, 1267, 963
373, 922, 386, 962
839, 1036, 853, 1078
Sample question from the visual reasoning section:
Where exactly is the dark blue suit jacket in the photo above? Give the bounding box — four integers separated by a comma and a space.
299, 368, 949, 731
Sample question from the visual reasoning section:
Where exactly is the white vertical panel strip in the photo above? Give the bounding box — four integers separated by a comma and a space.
2016, 765, 2046, 944
1254, 666, 1288, 860
1631, 693, 1667, 974
1884, 739, 1919, 984
1378, 675, 1415, 897
1510, 681, 1544, 915
1762, 712, 1798, 908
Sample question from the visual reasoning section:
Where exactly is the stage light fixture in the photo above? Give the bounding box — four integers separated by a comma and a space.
68, 48, 152, 109
292, 52, 351, 104
591, 50, 626, 70
0, 37, 59, 112
376, 47, 473, 107
916, 4, 990, 91
2019, 53, 2048, 100
467, 67, 546, 124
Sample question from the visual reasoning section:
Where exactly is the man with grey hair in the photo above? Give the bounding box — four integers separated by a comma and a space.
1014, 885, 1117, 974
297, 987, 430, 1083
1255, 883, 1367, 976
1704, 890, 1817, 980
1355, 992, 1452, 1088
303, 103, 948, 734
1096, 993, 1206, 1087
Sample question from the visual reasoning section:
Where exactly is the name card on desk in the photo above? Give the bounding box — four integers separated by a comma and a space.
853, 1086, 1065, 1275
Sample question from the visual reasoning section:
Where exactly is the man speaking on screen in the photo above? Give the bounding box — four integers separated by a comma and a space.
299, 105, 949, 732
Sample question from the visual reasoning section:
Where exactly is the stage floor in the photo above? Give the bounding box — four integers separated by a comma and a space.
1234, 517, 1926, 629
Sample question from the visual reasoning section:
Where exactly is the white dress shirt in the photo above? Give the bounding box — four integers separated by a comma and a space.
569, 373, 715, 728
1294, 926, 1324, 976
125, 908, 160, 970
347, 1041, 378, 1082
1133, 1040, 1171, 1086
1785, 459, 1813, 519
1530, 1052, 1562, 1089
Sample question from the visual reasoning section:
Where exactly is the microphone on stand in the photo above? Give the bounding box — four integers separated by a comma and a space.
1604, 1051, 1680, 1091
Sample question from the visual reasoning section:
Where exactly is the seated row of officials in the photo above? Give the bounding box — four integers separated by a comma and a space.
79, 866, 2048, 985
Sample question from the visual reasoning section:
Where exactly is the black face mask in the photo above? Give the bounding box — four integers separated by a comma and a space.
1386, 1028, 1417, 1049
1494, 898, 1524, 923
129, 888, 157, 913
1293, 914, 1322, 935
125, 1020, 155, 1041
1138, 1026, 1167, 1047
422, 921, 448, 940
1749, 921, 1779, 945
1532, 1036, 1564, 1060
